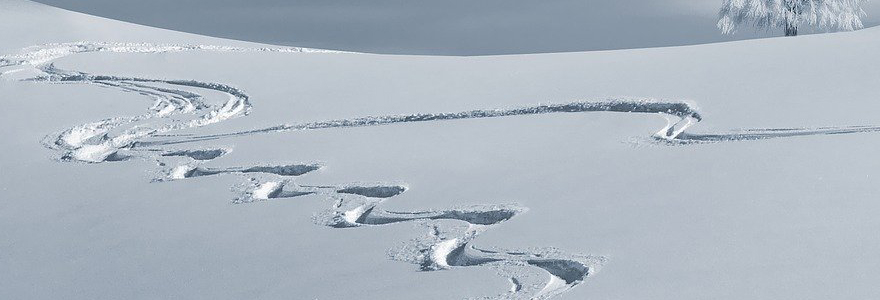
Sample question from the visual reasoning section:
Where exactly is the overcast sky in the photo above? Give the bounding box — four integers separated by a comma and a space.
32, 0, 880, 55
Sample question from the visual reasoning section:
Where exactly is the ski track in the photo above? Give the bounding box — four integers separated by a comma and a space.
160, 148, 230, 160
6, 41, 880, 299
136, 100, 703, 147
161, 163, 322, 181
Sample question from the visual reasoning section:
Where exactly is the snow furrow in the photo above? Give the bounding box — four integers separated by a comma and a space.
160, 148, 230, 160
1, 42, 337, 164
161, 163, 322, 181
286, 182, 604, 299
671, 125, 880, 143
142, 99, 703, 147
231, 178, 604, 298
37, 66, 252, 163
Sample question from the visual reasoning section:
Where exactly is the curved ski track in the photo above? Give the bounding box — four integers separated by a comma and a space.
5, 42, 879, 299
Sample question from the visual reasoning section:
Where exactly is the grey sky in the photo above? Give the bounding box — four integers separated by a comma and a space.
31, 0, 880, 55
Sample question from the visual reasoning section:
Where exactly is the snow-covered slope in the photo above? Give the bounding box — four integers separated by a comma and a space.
3, 0, 880, 299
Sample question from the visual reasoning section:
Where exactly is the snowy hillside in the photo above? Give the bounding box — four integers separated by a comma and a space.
3, 0, 880, 299
25, 0, 880, 55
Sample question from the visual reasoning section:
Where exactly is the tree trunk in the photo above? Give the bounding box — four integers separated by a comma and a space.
784, 1, 798, 37
785, 24, 798, 36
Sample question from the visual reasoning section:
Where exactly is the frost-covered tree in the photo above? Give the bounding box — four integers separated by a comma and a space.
718, 0, 868, 36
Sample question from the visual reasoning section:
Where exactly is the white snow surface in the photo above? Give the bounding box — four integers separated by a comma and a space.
251, 181, 282, 200
3, 0, 880, 299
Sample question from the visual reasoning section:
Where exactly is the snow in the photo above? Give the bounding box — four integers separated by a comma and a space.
3, 0, 880, 299
67, 143, 117, 163
251, 181, 282, 200
534, 274, 567, 299
341, 205, 369, 225
169, 165, 195, 180
431, 238, 459, 269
